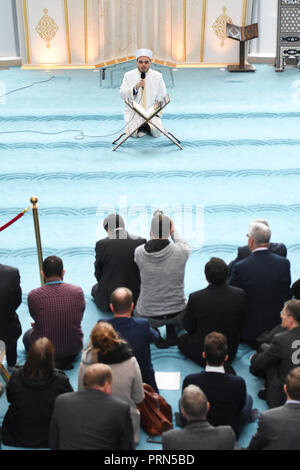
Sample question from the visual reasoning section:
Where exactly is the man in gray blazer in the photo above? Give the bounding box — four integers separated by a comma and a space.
250, 299, 300, 407
248, 367, 300, 450
162, 385, 236, 450
49, 363, 134, 450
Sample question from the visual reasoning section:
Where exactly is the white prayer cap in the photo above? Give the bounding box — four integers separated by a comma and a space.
135, 48, 153, 59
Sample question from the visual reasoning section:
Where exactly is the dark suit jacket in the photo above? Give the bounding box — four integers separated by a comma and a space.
248, 402, 300, 450
49, 388, 134, 450
182, 284, 245, 362
229, 242, 287, 274
92, 229, 146, 311
182, 371, 247, 435
229, 250, 291, 342
162, 420, 236, 450
236, 242, 286, 262
0, 263, 22, 347
250, 326, 300, 408
103, 316, 159, 389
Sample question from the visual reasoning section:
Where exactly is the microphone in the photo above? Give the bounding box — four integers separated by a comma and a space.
141, 72, 146, 79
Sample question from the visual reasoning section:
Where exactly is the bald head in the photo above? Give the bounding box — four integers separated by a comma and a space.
181, 385, 209, 422
83, 363, 112, 393
110, 287, 134, 316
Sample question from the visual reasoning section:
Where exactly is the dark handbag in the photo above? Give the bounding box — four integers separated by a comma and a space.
137, 383, 173, 441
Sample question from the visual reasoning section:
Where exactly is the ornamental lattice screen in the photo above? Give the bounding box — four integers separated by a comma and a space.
276, 0, 300, 71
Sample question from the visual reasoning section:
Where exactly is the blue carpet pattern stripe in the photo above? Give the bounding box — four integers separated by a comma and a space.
1, 64, 300, 450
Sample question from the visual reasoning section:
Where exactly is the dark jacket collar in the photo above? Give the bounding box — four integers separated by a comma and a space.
185, 420, 212, 429
97, 341, 133, 365
284, 401, 300, 409
144, 239, 170, 253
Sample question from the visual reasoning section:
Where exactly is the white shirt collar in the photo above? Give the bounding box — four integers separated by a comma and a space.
205, 365, 225, 373
252, 247, 269, 253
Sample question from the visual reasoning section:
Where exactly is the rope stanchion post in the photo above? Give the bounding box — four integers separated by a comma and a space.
30, 196, 44, 286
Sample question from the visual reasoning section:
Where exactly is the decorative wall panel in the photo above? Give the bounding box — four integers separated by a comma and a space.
17, 0, 253, 68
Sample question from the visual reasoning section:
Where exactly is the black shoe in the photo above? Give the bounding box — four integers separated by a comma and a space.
250, 408, 259, 422
258, 388, 267, 400
154, 337, 169, 349
166, 337, 178, 346
138, 123, 151, 135
166, 325, 178, 346
153, 327, 169, 348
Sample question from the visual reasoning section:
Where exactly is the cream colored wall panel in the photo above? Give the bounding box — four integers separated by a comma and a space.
99, 0, 137, 61
68, 0, 86, 64
87, 0, 99, 63
203, 0, 245, 63
158, 0, 172, 60
171, 0, 186, 61
26, 0, 68, 64
186, 0, 204, 62
18, 0, 256, 67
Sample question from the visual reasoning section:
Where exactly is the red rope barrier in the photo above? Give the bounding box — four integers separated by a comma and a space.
0, 206, 31, 232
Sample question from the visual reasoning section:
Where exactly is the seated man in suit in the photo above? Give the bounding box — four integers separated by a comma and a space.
229, 218, 287, 275
162, 384, 236, 450
49, 363, 134, 450
248, 367, 300, 450
250, 299, 300, 408
255, 260, 300, 350
0, 262, 22, 370
177, 257, 245, 367
134, 212, 190, 346
102, 287, 160, 392
291, 278, 300, 300
92, 214, 146, 312
180, 332, 254, 437
229, 220, 291, 348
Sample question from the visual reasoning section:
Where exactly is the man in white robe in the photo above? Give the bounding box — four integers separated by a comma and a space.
119, 48, 167, 137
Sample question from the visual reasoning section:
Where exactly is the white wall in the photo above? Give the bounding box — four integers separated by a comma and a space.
0, 0, 280, 64
0, 0, 19, 59
250, 0, 278, 58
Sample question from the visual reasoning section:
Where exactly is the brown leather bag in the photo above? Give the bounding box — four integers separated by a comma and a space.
137, 383, 173, 437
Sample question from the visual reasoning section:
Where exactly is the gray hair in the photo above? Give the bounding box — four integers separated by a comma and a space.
252, 218, 269, 227
181, 385, 208, 421
151, 214, 171, 239
103, 213, 125, 232
248, 221, 271, 245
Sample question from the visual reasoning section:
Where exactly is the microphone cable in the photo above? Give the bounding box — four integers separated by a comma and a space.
0, 75, 55, 98
0, 76, 145, 140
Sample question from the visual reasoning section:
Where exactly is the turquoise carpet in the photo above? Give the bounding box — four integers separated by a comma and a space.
0, 63, 300, 450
